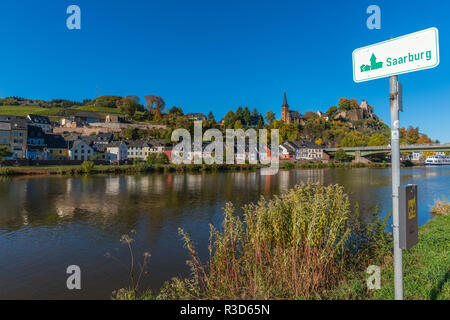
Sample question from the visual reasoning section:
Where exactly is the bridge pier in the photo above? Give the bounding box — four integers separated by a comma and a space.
353, 150, 371, 164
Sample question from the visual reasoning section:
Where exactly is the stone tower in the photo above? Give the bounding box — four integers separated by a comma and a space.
281, 92, 289, 122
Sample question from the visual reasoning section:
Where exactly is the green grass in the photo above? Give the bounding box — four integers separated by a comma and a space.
0, 104, 144, 118
0, 105, 64, 116
374, 214, 450, 300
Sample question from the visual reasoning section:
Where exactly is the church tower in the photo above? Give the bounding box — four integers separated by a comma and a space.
281, 92, 289, 123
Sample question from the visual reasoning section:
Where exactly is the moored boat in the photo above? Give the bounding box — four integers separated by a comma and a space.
425, 155, 450, 165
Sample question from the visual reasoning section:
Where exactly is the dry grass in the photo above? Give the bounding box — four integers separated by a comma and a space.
430, 198, 450, 216
157, 183, 390, 300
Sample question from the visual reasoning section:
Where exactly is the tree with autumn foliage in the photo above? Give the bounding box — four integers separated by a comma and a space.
145, 95, 165, 121
338, 98, 359, 111
416, 134, 433, 144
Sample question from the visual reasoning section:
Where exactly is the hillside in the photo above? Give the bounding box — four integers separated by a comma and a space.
0, 95, 436, 148
266, 97, 435, 148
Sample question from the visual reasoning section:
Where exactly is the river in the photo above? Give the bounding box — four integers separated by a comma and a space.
0, 166, 449, 299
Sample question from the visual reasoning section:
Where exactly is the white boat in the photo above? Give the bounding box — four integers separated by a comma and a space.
425, 155, 450, 165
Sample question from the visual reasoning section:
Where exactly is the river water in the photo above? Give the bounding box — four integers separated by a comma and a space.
0, 166, 449, 299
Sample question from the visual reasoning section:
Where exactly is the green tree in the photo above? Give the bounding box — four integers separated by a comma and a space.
81, 161, 95, 174
125, 95, 140, 104
368, 134, 388, 146
224, 111, 236, 129
92, 95, 122, 108
235, 106, 244, 123
169, 106, 184, 117
117, 98, 138, 117
265, 111, 276, 126
122, 128, 147, 140
146, 153, 158, 165
326, 106, 338, 119
334, 149, 349, 161
257, 115, 265, 128
340, 131, 368, 147
147, 152, 169, 165
243, 106, 252, 126
303, 111, 318, 120
207, 111, 216, 123
0, 146, 12, 162
156, 152, 169, 164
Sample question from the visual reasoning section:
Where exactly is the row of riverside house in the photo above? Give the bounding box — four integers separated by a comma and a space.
279, 140, 330, 161
0, 113, 328, 164
0, 114, 167, 164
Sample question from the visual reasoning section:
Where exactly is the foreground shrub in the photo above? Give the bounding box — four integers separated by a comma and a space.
81, 161, 95, 174
158, 183, 389, 300
133, 161, 149, 173
0, 167, 14, 176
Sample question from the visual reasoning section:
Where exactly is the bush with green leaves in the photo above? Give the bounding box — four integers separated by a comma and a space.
81, 161, 95, 174
146, 152, 169, 165
334, 149, 350, 162
0, 146, 12, 162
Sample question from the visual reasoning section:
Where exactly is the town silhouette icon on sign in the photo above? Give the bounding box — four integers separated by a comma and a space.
360, 53, 383, 72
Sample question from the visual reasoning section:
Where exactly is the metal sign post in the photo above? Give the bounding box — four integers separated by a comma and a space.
389, 75, 403, 300
353, 28, 440, 300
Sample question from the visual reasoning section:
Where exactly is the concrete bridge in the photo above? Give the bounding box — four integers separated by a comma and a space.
324, 143, 450, 163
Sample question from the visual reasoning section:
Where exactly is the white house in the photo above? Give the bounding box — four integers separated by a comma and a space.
411, 152, 423, 161
106, 141, 128, 162
281, 140, 324, 160
68, 139, 95, 161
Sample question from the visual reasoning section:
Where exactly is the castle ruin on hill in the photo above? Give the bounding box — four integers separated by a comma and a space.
280, 92, 376, 124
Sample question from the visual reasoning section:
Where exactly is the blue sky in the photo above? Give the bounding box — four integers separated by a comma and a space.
0, 0, 449, 141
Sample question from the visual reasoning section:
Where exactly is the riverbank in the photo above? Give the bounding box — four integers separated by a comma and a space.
373, 212, 449, 300
0, 160, 402, 177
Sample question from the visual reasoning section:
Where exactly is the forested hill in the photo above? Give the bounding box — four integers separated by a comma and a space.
0, 95, 436, 148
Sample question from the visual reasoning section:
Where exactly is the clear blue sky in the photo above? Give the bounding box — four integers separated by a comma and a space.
0, 0, 449, 142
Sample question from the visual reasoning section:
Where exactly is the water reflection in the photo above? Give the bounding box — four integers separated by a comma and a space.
0, 167, 449, 299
